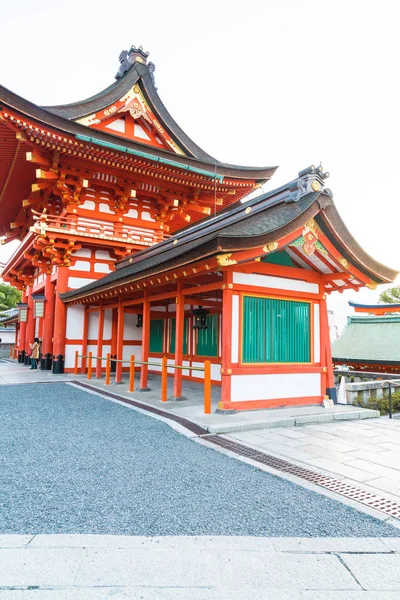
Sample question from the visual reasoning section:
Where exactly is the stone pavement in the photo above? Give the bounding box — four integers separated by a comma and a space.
227, 418, 400, 505
0, 535, 400, 598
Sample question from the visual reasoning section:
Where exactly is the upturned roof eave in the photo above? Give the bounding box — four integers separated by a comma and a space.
316, 203, 398, 284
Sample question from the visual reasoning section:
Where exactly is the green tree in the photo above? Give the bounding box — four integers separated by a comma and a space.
0, 283, 22, 312
379, 286, 400, 304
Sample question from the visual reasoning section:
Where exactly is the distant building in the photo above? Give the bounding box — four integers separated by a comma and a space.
332, 302, 400, 372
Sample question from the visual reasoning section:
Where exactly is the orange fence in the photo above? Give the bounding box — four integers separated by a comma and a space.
74, 351, 212, 414
9, 346, 18, 359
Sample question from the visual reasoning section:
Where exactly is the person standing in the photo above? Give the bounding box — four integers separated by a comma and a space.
29, 338, 40, 370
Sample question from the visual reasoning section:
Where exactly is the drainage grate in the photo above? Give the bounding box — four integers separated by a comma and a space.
206, 435, 400, 520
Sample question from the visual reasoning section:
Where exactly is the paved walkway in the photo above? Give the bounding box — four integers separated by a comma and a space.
227, 418, 400, 505
0, 535, 400, 598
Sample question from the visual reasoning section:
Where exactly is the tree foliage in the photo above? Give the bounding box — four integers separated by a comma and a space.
379, 286, 400, 304
0, 283, 22, 312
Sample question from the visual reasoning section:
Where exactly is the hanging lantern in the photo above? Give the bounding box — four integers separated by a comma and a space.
17, 302, 28, 323
136, 313, 143, 328
193, 306, 208, 330
32, 294, 46, 318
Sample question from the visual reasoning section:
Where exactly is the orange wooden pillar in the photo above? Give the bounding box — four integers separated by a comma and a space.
52, 266, 69, 374
81, 306, 89, 374
220, 271, 233, 408
41, 273, 55, 370
320, 293, 336, 402
96, 305, 104, 378
25, 286, 35, 363
18, 290, 27, 362
140, 292, 150, 391
115, 298, 124, 384
173, 282, 185, 400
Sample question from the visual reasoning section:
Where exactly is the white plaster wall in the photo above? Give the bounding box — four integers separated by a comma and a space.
104, 308, 112, 339
231, 294, 239, 363
79, 200, 95, 211
124, 313, 142, 341
70, 260, 91, 272
65, 344, 82, 369
35, 319, 39, 338
68, 277, 96, 289
95, 250, 111, 260
230, 373, 321, 402
73, 248, 91, 258
192, 362, 222, 382
233, 272, 319, 294
88, 312, 99, 339
123, 345, 142, 362
313, 303, 320, 363
66, 305, 85, 339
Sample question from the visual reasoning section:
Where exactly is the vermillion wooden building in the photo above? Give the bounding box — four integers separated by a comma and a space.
1, 46, 397, 409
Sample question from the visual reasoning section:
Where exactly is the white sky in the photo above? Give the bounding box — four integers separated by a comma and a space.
1, 0, 399, 331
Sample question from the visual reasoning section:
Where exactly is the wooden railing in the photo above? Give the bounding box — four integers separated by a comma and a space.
74, 351, 212, 414
32, 214, 169, 247
9, 346, 18, 359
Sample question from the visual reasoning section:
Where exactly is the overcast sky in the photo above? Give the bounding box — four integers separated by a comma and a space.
1, 0, 399, 330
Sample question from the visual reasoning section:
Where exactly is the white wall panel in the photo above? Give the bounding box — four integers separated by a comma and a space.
231, 372, 321, 402
233, 272, 319, 294
313, 304, 320, 363
70, 260, 90, 272
88, 313, 99, 339
65, 344, 82, 369
66, 305, 85, 339
231, 294, 239, 363
104, 308, 112, 339
68, 277, 96, 289
95, 250, 111, 260
94, 263, 111, 273
124, 313, 142, 340
123, 345, 142, 361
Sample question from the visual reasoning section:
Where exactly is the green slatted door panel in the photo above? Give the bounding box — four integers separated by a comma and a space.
197, 314, 219, 357
242, 296, 310, 363
169, 317, 188, 354
149, 319, 164, 353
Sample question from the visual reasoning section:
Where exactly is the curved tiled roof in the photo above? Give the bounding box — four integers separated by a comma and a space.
332, 315, 400, 365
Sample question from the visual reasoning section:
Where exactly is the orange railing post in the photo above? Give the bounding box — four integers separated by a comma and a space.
74, 350, 79, 375
14, 346, 18, 359
9, 346, 12, 359
105, 353, 111, 385
161, 356, 168, 402
88, 351, 93, 380
204, 360, 211, 414
129, 354, 135, 392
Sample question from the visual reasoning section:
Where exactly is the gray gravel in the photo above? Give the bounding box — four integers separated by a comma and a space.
0, 383, 398, 537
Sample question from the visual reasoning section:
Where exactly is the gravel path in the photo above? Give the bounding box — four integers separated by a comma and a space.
0, 383, 398, 537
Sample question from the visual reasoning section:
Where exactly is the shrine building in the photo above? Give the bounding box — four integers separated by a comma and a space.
1, 45, 398, 410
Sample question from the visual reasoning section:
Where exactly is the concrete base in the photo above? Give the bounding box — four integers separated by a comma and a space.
1, 535, 400, 595
215, 408, 238, 415
168, 395, 188, 402
139, 387, 151, 392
